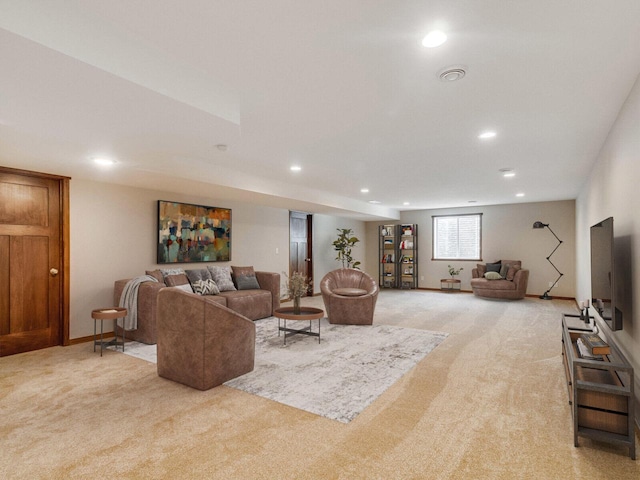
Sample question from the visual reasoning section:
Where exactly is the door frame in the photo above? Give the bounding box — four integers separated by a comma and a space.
0, 166, 70, 347
289, 211, 314, 296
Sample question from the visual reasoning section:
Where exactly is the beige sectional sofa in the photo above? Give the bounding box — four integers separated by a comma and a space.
114, 267, 280, 344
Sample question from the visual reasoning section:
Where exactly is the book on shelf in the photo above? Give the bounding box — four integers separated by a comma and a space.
381, 254, 394, 263
580, 333, 610, 355
576, 338, 604, 361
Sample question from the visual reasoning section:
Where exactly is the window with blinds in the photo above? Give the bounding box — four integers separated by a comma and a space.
432, 214, 482, 260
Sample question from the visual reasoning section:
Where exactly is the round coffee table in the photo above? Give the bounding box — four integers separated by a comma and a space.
274, 306, 324, 345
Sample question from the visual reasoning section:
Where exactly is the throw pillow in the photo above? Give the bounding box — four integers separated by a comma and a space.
174, 283, 194, 293
476, 264, 487, 277
192, 278, 220, 295
231, 266, 261, 290
160, 268, 185, 282
484, 271, 502, 280
485, 262, 502, 273
506, 264, 521, 281
499, 263, 511, 278
145, 269, 164, 283
185, 268, 212, 285
207, 266, 237, 292
164, 273, 190, 287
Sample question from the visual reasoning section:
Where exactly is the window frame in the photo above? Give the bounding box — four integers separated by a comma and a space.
431, 213, 483, 261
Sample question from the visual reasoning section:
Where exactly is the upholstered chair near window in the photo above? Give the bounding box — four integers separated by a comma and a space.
320, 269, 379, 325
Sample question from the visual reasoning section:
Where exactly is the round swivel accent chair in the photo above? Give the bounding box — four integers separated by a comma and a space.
320, 269, 379, 325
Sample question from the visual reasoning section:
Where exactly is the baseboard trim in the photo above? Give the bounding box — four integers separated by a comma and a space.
415, 287, 573, 300
68, 333, 113, 345
417, 287, 473, 294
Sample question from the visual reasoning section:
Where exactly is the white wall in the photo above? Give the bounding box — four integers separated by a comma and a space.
70, 180, 364, 339
366, 200, 576, 297
576, 72, 640, 418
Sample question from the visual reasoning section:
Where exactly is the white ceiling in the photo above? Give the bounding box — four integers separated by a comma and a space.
1, 1, 640, 220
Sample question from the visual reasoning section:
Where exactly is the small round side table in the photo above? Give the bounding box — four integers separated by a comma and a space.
92, 307, 128, 356
440, 278, 461, 292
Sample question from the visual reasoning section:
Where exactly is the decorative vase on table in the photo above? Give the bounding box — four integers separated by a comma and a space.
293, 295, 301, 314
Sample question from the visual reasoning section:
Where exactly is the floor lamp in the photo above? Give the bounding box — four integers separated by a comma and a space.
533, 221, 563, 300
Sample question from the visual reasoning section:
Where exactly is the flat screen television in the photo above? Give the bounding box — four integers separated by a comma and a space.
590, 217, 622, 331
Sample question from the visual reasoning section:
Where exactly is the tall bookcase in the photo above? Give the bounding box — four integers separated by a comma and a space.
378, 224, 418, 289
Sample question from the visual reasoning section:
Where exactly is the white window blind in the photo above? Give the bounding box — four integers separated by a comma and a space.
432, 214, 482, 260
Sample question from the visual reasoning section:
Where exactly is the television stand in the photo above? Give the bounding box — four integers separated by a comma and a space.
561, 314, 635, 459
563, 313, 594, 332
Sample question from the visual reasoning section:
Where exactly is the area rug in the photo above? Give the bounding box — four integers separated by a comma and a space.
115, 318, 447, 423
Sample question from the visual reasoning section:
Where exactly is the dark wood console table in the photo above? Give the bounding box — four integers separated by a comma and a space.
561, 314, 635, 459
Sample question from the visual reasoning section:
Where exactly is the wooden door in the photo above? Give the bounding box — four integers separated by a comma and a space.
289, 211, 313, 295
0, 167, 69, 356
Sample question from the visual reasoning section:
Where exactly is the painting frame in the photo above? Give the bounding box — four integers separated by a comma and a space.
157, 200, 231, 264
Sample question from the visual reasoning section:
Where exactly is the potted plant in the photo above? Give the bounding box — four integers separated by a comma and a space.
332, 228, 361, 269
447, 264, 464, 279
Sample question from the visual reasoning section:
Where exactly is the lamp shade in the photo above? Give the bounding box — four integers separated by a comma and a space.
532, 221, 548, 229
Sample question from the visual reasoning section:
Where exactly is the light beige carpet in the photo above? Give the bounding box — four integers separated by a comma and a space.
1, 290, 638, 479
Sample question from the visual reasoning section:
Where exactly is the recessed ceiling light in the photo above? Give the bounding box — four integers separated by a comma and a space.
368, 200, 381, 204
216, 144, 228, 152
478, 131, 496, 139
403, 202, 410, 206
422, 30, 447, 48
503, 172, 516, 178
516, 193, 525, 197
290, 165, 301, 172
360, 188, 369, 193
93, 158, 116, 166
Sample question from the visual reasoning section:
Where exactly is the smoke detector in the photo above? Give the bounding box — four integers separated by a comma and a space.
438, 66, 466, 82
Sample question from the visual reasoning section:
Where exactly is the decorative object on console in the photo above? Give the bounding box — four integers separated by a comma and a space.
578, 299, 591, 324
532, 221, 563, 300
579, 332, 610, 355
157, 200, 231, 264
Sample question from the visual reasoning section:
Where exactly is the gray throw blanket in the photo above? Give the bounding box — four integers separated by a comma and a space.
118, 275, 159, 330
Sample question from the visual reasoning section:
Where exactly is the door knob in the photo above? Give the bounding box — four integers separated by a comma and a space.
50, 268, 59, 276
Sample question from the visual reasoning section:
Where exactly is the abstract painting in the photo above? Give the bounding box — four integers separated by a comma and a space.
157, 200, 231, 263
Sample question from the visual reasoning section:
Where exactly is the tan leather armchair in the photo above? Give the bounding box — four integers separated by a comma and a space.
320, 269, 379, 325
156, 288, 255, 390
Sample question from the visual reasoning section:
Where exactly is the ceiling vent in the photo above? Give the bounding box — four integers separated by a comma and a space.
438, 67, 466, 82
